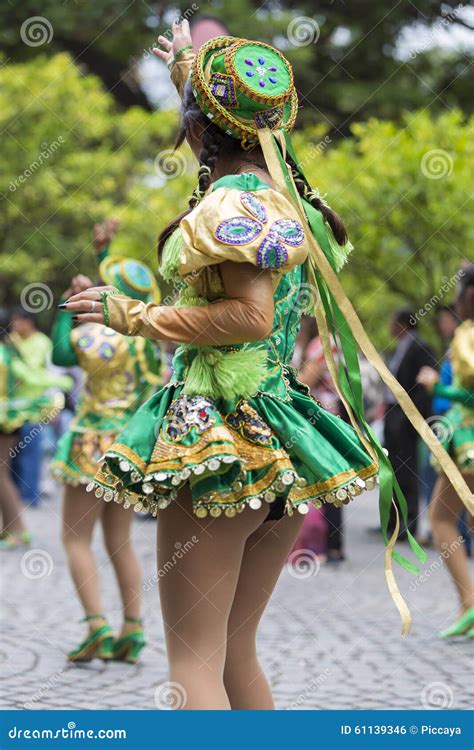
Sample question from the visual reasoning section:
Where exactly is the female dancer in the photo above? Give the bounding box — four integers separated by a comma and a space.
417, 265, 474, 638
60, 29, 471, 708
51, 221, 162, 662
0, 312, 72, 550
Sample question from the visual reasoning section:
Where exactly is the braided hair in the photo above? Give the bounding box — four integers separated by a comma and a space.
158, 83, 241, 255
286, 152, 347, 246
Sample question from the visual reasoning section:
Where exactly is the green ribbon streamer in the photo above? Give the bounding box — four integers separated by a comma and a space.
273, 131, 426, 574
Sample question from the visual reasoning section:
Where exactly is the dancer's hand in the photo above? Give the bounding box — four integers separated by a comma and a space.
151, 19, 192, 65
416, 366, 439, 391
93, 218, 120, 253
59, 285, 120, 325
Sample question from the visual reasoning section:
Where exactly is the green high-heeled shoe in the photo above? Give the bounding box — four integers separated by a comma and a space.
0, 530, 32, 550
68, 615, 114, 662
438, 606, 474, 639
111, 618, 146, 664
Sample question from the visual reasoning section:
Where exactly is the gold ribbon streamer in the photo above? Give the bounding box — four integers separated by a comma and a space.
258, 126, 472, 635
386, 501, 412, 636
258, 127, 473, 515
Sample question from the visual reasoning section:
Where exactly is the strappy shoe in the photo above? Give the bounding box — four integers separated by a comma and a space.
0, 531, 32, 550
68, 615, 114, 662
438, 606, 474, 638
111, 618, 146, 664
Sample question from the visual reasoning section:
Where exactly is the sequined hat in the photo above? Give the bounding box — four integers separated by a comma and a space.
191, 37, 298, 148
99, 256, 161, 303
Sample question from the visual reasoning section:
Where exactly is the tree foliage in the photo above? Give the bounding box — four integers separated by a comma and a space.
0, 0, 472, 132
0, 54, 196, 315
292, 109, 473, 346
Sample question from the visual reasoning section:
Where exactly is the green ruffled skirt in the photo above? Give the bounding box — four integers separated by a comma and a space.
89, 365, 378, 519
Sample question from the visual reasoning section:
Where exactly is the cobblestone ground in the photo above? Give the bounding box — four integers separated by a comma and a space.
1, 484, 472, 711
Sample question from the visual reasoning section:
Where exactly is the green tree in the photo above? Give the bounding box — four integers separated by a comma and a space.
0, 1, 471, 129
0, 54, 196, 312
292, 109, 473, 348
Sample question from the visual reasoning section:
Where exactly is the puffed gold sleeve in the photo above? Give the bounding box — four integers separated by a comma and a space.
179, 185, 309, 281
170, 50, 195, 97
106, 263, 274, 346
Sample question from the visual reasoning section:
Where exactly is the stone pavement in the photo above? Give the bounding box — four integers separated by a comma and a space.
0, 486, 472, 711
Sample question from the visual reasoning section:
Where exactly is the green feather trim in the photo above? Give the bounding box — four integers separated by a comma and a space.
160, 228, 183, 281
182, 346, 268, 400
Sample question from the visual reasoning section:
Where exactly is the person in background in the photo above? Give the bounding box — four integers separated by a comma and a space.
8, 309, 57, 506
383, 310, 436, 538
0, 312, 73, 550
51, 220, 162, 663
417, 265, 474, 638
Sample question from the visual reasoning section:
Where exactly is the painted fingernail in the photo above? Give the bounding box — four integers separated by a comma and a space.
57, 303, 68, 309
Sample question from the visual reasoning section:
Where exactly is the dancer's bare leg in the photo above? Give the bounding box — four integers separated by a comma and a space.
62, 485, 104, 628
157, 490, 268, 710
102, 502, 142, 634
224, 513, 304, 709
430, 473, 474, 613
0, 435, 27, 534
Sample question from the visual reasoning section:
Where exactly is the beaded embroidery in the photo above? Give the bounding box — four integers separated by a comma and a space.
210, 73, 238, 107
243, 55, 278, 89
240, 192, 268, 223
270, 219, 305, 246
254, 106, 284, 129
164, 396, 215, 442
215, 216, 262, 245
257, 234, 288, 269
225, 400, 273, 445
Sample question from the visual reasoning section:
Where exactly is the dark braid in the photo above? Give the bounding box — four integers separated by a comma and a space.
158, 83, 240, 256
286, 152, 348, 246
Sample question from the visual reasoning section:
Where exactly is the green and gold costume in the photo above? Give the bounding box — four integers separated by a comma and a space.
90, 174, 377, 517
0, 342, 70, 433
432, 321, 474, 473
51, 252, 162, 486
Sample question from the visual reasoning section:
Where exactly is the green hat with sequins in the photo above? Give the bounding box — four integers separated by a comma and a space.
191, 37, 298, 148
99, 256, 161, 303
